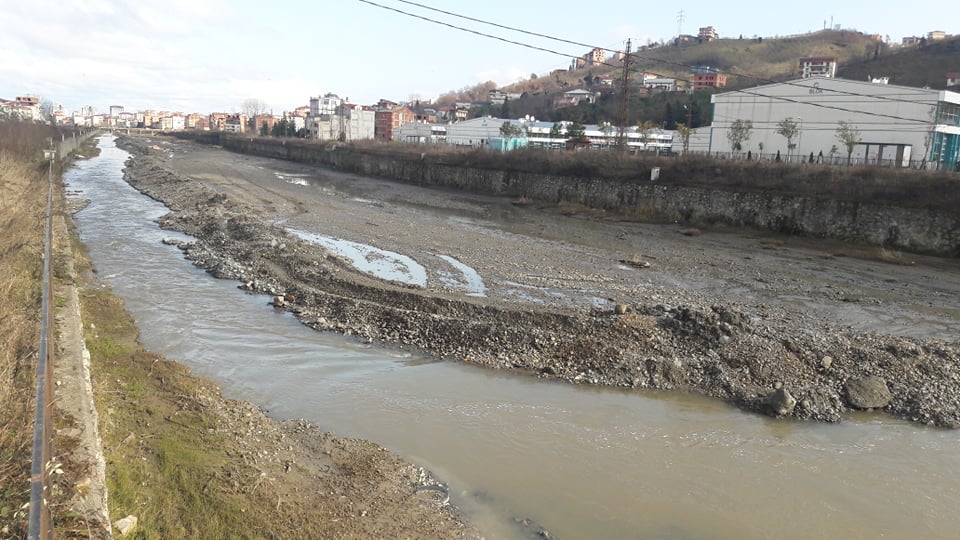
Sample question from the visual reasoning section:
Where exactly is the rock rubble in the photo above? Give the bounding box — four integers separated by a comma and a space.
116, 137, 960, 428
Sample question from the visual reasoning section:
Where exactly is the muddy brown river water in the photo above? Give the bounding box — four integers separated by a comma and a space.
69, 137, 960, 539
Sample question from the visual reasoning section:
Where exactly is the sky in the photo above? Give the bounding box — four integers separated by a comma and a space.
0, 0, 954, 115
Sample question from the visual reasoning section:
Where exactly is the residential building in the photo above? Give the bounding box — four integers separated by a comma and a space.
928, 30, 947, 41
223, 114, 245, 133
252, 114, 277, 134
799, 56, 838, 78
694, 71, 727, 90
552, 89, 597, 109
644, 78, 686, 92
209, 112, 229, 131
582, 47, 606, 67
109, 105, 124, 117
698, 26, 719, 42
308, 104, 375, 141
488, 90, 522, 105
185, 113, 204, 129
708, 77, 960, 169
902, 36, 921, 46
374, 106, 415, 141
948, 72, 960, 88
0, 96, 42, 122
310, 93, 341, 116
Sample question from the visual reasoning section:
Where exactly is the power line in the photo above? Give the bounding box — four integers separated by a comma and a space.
354, 0, 944, 126
391, 0, 600, 52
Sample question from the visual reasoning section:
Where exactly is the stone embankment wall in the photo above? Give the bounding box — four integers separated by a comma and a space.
57, 130, 97, 158
181, 134, 960, 257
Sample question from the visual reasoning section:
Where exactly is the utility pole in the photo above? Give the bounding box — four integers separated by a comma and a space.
617, 39, 632, 152
677, 9, 685, 38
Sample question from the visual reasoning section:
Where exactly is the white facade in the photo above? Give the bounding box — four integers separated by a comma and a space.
445, 117, 503, 147
307, 107, 375, 141
708, 77, 960, 168
310, 93, 341, 116
799, 57, 838, 78
395, 122, 446, 144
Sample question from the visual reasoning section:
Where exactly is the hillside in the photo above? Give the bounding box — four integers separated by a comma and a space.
434, 29, 958, 128
499, 29, 884, 93
838, 36, 960, 88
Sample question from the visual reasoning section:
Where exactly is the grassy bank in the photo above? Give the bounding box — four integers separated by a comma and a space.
71, 243, 473, 539
0, 120, 65, 537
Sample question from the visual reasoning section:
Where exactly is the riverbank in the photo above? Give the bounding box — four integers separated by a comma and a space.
113, 134, 960, 428
58, 140, 481, 538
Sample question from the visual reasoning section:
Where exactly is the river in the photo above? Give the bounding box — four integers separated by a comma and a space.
67, 136, 960, 539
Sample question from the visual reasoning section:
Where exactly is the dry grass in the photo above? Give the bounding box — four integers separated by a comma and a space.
0, 147, 46, 537
0, 118, 70, 535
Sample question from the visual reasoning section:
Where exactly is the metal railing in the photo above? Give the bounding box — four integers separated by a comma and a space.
27, 148, 57, 540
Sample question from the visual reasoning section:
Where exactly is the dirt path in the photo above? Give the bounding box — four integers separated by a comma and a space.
119, 135, 960, 429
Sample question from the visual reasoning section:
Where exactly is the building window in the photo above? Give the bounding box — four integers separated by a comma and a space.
937, 102, 960, 126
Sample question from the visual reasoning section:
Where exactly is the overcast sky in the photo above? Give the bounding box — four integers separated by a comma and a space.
0, 0, 952, 114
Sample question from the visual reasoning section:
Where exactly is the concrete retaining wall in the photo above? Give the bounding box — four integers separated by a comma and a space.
57, 130, 97, 159
180, 134, 960, 257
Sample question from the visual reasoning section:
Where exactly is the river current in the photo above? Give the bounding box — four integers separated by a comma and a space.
67, 137, 960, 539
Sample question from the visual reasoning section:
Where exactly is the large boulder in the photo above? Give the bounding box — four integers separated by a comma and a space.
845, 376, 892, 409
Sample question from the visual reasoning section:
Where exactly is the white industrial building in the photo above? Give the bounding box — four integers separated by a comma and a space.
708, 77, 960, 169
394, 122, 446, 144
397, 116, 674, 152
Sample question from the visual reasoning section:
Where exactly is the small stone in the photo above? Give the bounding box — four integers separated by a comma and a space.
821, 356, 833, 369
114, 515, 138, 537
614, 304, 628, 315
774, 381, 783, 390
765, 387, 797, 416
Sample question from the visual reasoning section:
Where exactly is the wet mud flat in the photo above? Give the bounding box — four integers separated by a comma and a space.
117, 136, 960, 428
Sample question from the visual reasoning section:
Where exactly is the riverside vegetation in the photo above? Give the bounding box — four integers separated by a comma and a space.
0, 120, 61, 537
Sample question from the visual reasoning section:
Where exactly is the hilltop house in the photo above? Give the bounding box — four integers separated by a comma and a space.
799, 57, 838, 78
552, 89, 596, 109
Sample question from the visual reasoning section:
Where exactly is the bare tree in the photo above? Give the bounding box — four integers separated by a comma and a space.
675, 122, 693, 153
835, 120, 862, 165
775, 117, 800, 156
637, 120, 661, 150
726, 119, 753, 153
242, 98, 268, 119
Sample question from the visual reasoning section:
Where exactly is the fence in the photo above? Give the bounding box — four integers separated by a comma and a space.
27, 130, 97, 540
684, 150, 957, 171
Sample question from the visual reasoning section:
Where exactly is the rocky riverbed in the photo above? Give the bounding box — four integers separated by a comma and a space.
116, 135, 960, 428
